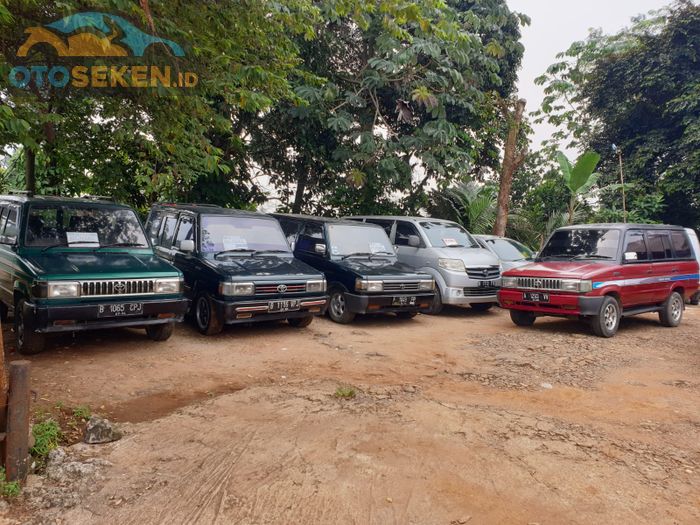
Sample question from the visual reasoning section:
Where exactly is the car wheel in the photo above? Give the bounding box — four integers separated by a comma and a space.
328, 289, 356, 324
396, 311, 417, 320
426, 287, 444, 315
590, 296, 621, 338
15, 298, 46, 355
690, 292, 699, 306
0, 302, 8, 323
288, 316, 314, 328
194, 292, 223, 335
471, 303, 493, 312
146, 323, 174, 341
659, 291, 684, 327
510, 309, 536, 327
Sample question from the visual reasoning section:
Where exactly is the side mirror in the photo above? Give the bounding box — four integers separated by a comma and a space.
290, 241, 296, 251
180, 240, 195, 253
314, 243, 327, 255
624, 251, 638, 262
408, 235, 421, 248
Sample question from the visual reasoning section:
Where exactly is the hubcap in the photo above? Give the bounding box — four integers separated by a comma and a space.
197, 297, 210, 329
331, 292, 345, 318
603, 303, 618, 331
671, 296, 682, 322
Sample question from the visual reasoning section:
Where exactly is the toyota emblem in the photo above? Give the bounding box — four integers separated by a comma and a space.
114, 282, 127, 294
277, 284, 288, 293
534, 279, 543, 288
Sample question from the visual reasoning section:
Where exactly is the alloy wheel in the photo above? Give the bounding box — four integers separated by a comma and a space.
331, 292, 346, 318
671, 295, 683, 322
603, 303, 618, 331
197, 296, 210, 330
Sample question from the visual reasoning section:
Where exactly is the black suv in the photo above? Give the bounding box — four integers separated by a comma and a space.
146, 204, 328, 335
273, 214, 436, 323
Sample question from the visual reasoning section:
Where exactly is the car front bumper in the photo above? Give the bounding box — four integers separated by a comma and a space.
345, 292, 435, 315
441, 286, 499, 305
26, 297, 189, 334
498, 289, 604, 316
213, 295, 328, 325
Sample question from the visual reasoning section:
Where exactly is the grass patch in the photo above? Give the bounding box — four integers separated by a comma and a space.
0, 468, 20, 499
30, 419, 62, 463
72, 405, 91, 421
334, 386, 357, 400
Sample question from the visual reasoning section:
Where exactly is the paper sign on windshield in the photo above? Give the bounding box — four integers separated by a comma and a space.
67, 232, 100, 247
369, 242, 388, 254
443, 238, 459, 247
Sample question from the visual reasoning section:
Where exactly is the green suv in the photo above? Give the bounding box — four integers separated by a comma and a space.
0, 194, 188, 354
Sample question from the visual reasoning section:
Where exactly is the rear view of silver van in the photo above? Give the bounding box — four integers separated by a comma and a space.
347, 216, 501, 314
686, 228, 700, 305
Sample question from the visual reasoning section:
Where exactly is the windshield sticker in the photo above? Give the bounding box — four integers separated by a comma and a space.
331, 245, 340, 255
443, 238, 459, 247
67, 232, 99, 247
222, 236, 248, 251
369, 242, 388, 254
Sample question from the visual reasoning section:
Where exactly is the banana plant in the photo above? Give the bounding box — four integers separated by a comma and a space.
557, 150, 601, 224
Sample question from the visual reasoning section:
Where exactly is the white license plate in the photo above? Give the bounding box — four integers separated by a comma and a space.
392, 296, 417, 307
98, 303, 143, 318
269, 300, 301, 313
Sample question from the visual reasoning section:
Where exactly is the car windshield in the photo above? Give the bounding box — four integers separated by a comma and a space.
24, 204, 149, 248
539, 229, 620, 260
483, 238, 534, 262
200, 215, 291, 255
420, 221, 478, 248
327, 224, 394, 257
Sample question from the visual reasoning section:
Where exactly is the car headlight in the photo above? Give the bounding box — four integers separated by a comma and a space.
560, 279, 593, 293
502, 276, 518, 288
418, 279, 435, 291
43, 281, 81, 298
155, 277, 183, 294
306, 279, 327, 293
579, 280, 593, 293
356, 279, 383, 292
439, 258, 465, 272
219, 282, 255, 296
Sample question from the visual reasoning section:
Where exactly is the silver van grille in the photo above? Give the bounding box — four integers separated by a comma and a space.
80, 279, 156, 297
466, 266, 501, 280
383, 281, 421, 292
516, 277, 562, 291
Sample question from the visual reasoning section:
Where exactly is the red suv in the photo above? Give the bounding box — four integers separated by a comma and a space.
498, 224, 700, 337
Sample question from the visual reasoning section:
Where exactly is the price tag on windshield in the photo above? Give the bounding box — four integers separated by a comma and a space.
369, 242, 388, 254
443, 238, 459, 247
67, 232, 100, 247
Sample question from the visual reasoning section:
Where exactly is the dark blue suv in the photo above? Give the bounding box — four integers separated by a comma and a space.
273, 214, 435, 324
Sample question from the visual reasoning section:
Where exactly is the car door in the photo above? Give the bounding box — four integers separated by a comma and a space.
171, 213, 197, 295
620, 229, 653, 306
154, 213, 178, 260
0, 204, 12, 308
394, 220, 424, 269
646, 230, 676, 303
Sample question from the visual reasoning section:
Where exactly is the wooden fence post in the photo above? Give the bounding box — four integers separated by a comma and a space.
5, 360, 31, 482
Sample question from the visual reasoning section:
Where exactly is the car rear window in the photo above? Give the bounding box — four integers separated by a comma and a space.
647, 232, 673, 260
670, 231, 691, 258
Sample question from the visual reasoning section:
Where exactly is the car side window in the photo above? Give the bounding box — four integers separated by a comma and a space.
159, 214, 178, 249
0, 207, 8, 236
623, 231, 649, 261
147, 210, 164, 245
1, 207, 19, 243
670, 231, 691, 259
278, 219, 301, 246
297, 222, 325, 253
395, 221, 421, 247
174, 215, 194, 249
365, 219, 394, 238
646, 232, 672, 260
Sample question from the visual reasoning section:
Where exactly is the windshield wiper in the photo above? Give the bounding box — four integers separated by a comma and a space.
571, 254, 613, 260
42, 241, 100, 253
214, 248, 256, 259
252, 250, 290, 256
341, 252, 374, 260
97, 242, 147, 249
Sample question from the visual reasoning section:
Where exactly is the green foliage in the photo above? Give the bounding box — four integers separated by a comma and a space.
430, 181, 498, 234
72, 405, 91, 421
30, 418, 62, 461
334, 386, 357, 399
0, 468, 21, 499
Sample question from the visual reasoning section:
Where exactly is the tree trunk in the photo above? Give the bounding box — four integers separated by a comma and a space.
25, 148, 36, 194
493, 98, 527, 237
291, 159, 309, 214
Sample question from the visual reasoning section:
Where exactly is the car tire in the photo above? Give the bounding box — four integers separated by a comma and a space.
0, 301, 8, 323
396, 311, 417, 320
590, 295, 621, 338
426, 287, 444, 315
659, 291, 684, 327
146, 323, 174, 341
690, 292, 699, 306
15, 298, 46, 355
328, 288, 356, 324
194, 292, 223, 335
471, 303, 493, 312
510, 309, 536, 327
288, 316, 314, 328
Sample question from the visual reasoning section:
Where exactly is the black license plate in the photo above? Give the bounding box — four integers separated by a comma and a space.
392, 296, 417, 307
523, 292, 550, 303
269, 299, 301, 313
98, 302, 143, 318
479, 281, 496, 288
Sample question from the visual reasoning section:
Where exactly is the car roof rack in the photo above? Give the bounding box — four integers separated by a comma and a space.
8, 190, 33, 197
82, 195, 116, 202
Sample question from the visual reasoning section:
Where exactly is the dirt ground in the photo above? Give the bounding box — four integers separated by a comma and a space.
2, 305, 699, 524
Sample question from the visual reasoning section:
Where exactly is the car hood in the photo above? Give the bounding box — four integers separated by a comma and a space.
24, 251, 179, 279
336, 258, 430, 279
208, 256, 323, 280
503, 261, 614, 279
431, 247, 500, 267
501, 259, 535, 272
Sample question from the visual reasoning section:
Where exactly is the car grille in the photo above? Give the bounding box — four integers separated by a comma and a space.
255, 283, 307, 295
383, 281, 421, 292
463, 286, 499, 297
81, 279, 155, 297
466, 266, 501, 280
516, 277, 562, 291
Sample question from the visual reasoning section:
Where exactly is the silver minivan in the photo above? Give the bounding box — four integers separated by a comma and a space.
686, 228, 700, 305
474, 234, 535, 272
348, 216, 501, 314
